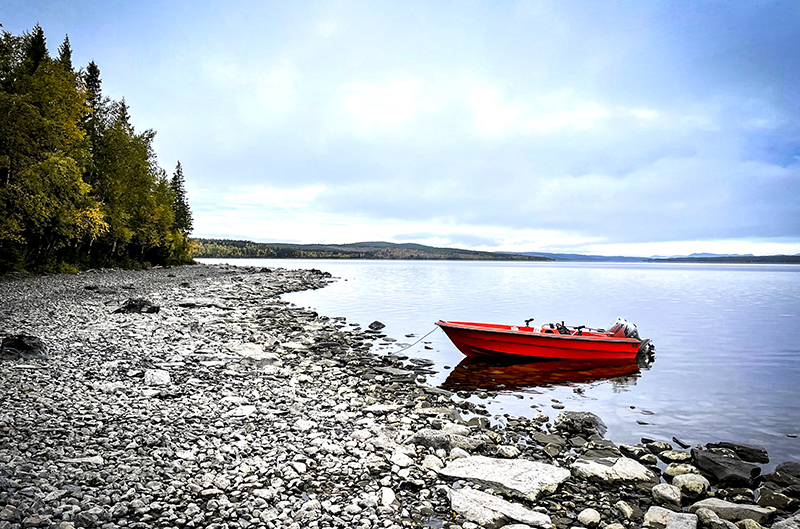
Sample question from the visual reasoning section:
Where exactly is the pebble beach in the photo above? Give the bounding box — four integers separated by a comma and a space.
1, 264, 799, 529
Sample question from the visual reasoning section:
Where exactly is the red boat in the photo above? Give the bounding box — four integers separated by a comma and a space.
436, 318, 653, 361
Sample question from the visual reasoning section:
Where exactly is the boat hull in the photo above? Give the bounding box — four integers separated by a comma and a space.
436, 320, 643, 360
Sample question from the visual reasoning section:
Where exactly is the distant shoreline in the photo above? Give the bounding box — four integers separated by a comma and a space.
192, 238, 800, 264
646, 255, 800, 264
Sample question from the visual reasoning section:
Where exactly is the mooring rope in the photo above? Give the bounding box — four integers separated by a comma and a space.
390, 326, 439, 354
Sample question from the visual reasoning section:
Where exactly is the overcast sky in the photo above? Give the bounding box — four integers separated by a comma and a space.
4, 1, 800, 256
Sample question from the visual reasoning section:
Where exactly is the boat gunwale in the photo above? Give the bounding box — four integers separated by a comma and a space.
435, 320, 642, 345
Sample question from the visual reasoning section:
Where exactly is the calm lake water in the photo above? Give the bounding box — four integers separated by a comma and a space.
199, 258, 800, 468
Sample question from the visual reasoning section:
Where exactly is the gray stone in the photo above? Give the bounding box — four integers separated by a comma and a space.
673, 473, 710, 499
772, 513, 800, 529
653, 483, 682, 506
439, 455, 571, 501
665, 463, 701, 479
659, 450, 692, 464
447, 487, 552, 529
666, 513, 698, 529
554, 411, 608, 437
405, 428, 484, 452
688, 498, 774, 524
644, 506, 676, 529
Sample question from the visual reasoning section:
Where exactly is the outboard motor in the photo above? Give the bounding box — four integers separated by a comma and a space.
607, 317, 641, 340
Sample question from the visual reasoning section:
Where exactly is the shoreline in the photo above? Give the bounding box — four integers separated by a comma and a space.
1, 264, 798, 529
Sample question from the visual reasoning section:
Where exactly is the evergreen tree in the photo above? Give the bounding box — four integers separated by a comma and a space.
57, 34, 73, 71
83, 60, 102, 112
170, 161, 193, 234
0, 23, 194, 271
24, 24, 48, 73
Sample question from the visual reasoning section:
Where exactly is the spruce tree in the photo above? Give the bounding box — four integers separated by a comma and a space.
58, 35, 73, 71
24, 24, 48, 73
84, 61, 102, 113
170, 161, 193, 234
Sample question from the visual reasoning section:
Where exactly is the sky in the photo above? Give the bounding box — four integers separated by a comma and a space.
3, 1, 800, 257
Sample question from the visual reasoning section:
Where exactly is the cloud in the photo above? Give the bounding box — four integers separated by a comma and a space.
341, 79, 424, 130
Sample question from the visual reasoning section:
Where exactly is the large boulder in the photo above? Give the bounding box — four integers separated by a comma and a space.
447, 487, 552, 529
571, 456, 659, 484
688, 498, 773, 525
1, 334, 49, 359
114, 298, 160, 314
776, 462, 800, 479
706, 442, 769, 464
439, 455, 571, 501
691, 448, 761, 487
554, 411, 608, 437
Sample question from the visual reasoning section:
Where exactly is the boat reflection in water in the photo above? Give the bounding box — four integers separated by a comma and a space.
441, 355, 654, 393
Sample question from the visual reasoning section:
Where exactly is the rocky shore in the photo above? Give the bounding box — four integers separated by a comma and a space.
1, 264, 798, 529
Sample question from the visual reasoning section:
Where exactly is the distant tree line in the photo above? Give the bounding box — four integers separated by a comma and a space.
193, 238, 553, 261
0, 24, 193, 273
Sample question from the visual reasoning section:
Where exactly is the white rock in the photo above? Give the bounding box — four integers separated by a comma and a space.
578, 507, 601, 527
450, 447, 470, 459
144, 369, 171, 386
439, 455, 571, 501
441, 422, 471, 436
380, 487, 396, 506
644, 506, 677, 529
615, 500, 635, 519
61, 456, 104, 465
295, 419, 315, 432
225, 405, 256, 418
497, 445, 522, 458
422, 454, 444, 471
448, 487, 552, 529
391, 451, 414, 468
364, 404, 404, 413
571, 456, 658, 483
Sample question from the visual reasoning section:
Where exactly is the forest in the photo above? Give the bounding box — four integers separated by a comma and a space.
0, 24, 193, 273
194, 238, 553, 261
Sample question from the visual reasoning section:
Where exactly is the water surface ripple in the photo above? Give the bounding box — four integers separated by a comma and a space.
200, 259, 800, 467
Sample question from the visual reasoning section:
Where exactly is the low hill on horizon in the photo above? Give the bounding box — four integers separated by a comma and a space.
193, 238, 553, 261
193, 238, 800, 264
